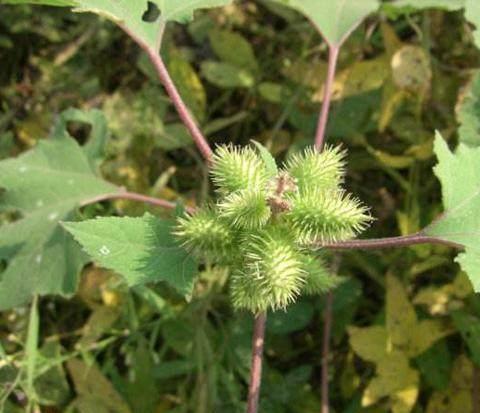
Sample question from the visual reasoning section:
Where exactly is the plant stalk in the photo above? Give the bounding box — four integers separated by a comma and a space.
81, 190, 196, 214
314, 44, 341, 413
119, 24, 213, 163
323, 232, 463, 250
246, 312, 267, 413
314, 46, 339, 150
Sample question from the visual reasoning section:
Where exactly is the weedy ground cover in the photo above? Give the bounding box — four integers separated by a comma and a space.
1, 1, 480, 412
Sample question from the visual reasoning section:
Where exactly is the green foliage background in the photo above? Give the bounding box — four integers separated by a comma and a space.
1, 1, 480, 412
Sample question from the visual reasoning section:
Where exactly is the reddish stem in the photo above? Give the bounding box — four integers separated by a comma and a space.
119, 25, 213, 163
315, 46, 339, 150
246, 312, 267, 413
314, 44, 340, 413
323, 233, 463, 250
81, 191, 196, 214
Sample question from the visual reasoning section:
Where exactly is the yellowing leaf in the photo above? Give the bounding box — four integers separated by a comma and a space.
408, 319, 452, 357
391, 385, 419, 413
282, 59, 328, 90
386, 274, 417, 351
314, 55, 390, 102
386, 274, 453, 357
168, 54, 206, 123
362, 351, 419, 411
413, 272, 473, 315
348, 325, 388, 363
67, 359, 132, 413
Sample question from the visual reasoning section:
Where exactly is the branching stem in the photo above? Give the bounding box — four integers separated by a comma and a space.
246, 312, 267, 413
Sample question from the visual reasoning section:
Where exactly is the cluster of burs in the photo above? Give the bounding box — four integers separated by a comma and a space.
176, 144, 372, 313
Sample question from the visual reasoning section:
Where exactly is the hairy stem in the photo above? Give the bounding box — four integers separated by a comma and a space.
120, 25, 213, 163
246, 312, 267, 413
315, 45, 341, 413
314, 46, 339, 150
81, 191, 196, 214
323, 233, 463, 250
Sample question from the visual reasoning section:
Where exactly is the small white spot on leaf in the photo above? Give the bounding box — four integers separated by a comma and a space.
67, 179, 74, 185
36, 200, 44, 208
19, 166, 27, 173
48, 212, 59, 221
35, 254, 42, 264
99, 245, 111, 256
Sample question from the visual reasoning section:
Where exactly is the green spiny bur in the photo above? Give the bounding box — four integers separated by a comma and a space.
287, 189, 372, 245
211, 145, 268, 193
285, 145, 346, 193
176, 142, 372, 313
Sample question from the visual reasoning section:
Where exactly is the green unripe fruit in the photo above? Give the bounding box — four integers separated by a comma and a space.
287, 188, 372, 244
218, 189, 271, 230
231, 228, 305, 312
175, 142, 373, 313
286, 145, 345, 193
301, 254, 343, 295
175, 208, 237, 262
211, 145, 267, 194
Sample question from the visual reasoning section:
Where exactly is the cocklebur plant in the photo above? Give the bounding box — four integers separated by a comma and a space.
176, 143, 372, 313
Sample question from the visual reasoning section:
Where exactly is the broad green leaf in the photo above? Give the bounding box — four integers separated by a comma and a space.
425, 133, 480, 291
201, 61, 255, 88
0, 137, 120, 310
457, 71, 480, 147
63, 213, 197, 295
156, 0, 233, 23
385, 0, 464, 10
51, 108, 110, 168
466, 0, 480, 49
1, 0, 75, 5
273, 0, 379, 47
4, 0, 233, 50
208, 29, 258, 72
415, 340, 452, 391
267, 301, 314, 335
